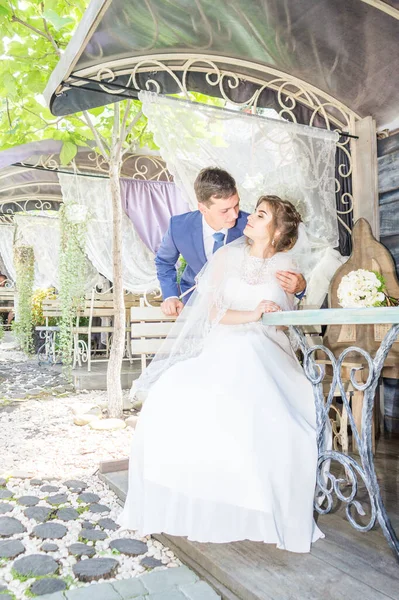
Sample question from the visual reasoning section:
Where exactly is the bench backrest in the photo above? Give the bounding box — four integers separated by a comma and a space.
130, 307, 177, 363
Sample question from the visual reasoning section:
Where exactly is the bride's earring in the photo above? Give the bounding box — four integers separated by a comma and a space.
271, 239, 275, 247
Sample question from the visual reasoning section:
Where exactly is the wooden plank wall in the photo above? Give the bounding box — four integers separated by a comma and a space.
378, 131, 399, 433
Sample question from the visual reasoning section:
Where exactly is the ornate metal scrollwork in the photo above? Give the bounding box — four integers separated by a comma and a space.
289, 323, 399, 558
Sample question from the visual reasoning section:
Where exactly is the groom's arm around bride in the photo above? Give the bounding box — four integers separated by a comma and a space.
155, 168, 306, 316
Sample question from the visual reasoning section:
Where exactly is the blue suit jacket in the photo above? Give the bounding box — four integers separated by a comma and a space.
155, 210, 249, 300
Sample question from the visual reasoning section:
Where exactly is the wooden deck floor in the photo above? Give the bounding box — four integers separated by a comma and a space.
99, 435, 399, 600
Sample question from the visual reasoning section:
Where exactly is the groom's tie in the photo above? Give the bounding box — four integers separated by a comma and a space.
212, 232, 225, 254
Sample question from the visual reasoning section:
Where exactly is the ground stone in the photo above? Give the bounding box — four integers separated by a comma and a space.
12, 553, 58, 577
0, 478, 6, 487
68, 542, 96, 558
30, 577, 67, 596
33, 523, 68, 539
72, 557, 118, 582
88, 503, 110, 514
0, 516, 26, 536
74, 415, 100, 426
56, 507, 79, 521
77, 492, 100, 504
30, 479, 43, 486
97, 518, 119, 531
141, 556, 163, 568
125, 415, 139, 429
64, 480, 87, 491
24, 506, 54, 522
80, 528, 107, 542
17, 495, 39, 506
109, 538, 148, 556
41, 542, 58, 552
41, 485, 59, 493
89, 418, 126, 431
47, 493, 69, 505
81, 521, 95, 530
0, 490, 13, 500
0, 539, 25, 559
0, 503, 13, 515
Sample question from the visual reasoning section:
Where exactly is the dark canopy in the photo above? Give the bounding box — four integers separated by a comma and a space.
45, 0, 399, 131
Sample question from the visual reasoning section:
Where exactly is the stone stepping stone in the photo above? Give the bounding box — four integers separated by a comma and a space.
30, 578, 67, 596
141, 556, 163, 568
72, 557, 118, 582
68, 542, 96, 558
47, 493, 69, 506
64, 480, 87, 492
33, 523, 68, 540
81, 521, 95, 530
88, 503, 110, 514
41, 485, 59, 493
80, 528, 107, 542
0, 478, 6, 487
56, 507, 79, 521
24, 506, 54, 522
109, 539, 148, 556
0, 594, 13, 600
0, 503, 13, 515
0, 539, 25, 559
0, 517, 26, 536
0, 584, 7, 591
0, 490, 13, 500
30, 479, 43, 486
41, 542, 58, 552
78, 492, 100, 504
17, 495, 39, 507
97, 518, 119, 531
13, 554, 58, 577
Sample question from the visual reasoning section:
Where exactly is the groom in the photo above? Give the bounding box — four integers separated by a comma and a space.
156, 168, 306, 316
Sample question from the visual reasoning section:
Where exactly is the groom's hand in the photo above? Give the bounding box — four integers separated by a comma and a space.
276, 271, 306, 295
161, 297, 184, 317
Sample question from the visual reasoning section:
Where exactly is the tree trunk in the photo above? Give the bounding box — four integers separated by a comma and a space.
107, 141, 125, 418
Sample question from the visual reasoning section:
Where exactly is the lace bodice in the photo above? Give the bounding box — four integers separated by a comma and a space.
223, 252, 294, 312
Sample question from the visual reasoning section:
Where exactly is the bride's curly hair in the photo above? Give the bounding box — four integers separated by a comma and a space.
256, 195, 302, 252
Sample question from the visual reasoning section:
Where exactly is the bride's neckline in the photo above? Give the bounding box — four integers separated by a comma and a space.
245, 245, 277, 261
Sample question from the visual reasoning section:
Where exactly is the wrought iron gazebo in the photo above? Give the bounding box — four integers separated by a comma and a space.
42, 0, 399, 592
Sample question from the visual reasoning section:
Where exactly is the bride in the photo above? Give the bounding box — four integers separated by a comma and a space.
118, 195, 324, 553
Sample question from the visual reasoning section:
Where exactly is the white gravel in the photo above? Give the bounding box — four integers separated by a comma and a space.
0, 337, 182, 599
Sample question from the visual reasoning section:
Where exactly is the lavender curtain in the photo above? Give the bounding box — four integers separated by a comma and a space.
120, 179, 189, 253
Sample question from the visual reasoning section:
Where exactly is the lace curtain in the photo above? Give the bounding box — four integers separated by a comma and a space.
140, 92, 346, 306
0, 226, 16, 282
14, 214, 60, 289
140, 92, 340, 248
58, 173, 158, 293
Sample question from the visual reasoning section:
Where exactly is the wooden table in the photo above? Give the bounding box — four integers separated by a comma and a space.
262, 307, 399, 560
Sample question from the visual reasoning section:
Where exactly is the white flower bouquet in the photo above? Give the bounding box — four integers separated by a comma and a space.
337, 269, 399, 308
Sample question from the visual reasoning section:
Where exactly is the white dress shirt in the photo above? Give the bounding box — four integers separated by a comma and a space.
202, 216, 228, 261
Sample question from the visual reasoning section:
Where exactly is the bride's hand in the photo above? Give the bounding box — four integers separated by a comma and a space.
252, 300, 282, 321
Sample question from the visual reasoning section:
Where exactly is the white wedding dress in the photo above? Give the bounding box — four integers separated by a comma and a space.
119, 248, 324, 553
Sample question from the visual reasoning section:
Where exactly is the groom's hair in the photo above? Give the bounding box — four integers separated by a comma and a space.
194, 168, 237, 206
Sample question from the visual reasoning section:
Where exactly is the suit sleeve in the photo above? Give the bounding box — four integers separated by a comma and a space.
155, 222, 180, 299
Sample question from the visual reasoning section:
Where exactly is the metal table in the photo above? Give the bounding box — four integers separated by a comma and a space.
262, 307, 399, 559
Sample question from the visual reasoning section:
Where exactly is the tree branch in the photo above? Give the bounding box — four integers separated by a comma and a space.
42, 17, 61, 58
119, 100, 132, 143
6, 98, 12, 128
10, 15, 60, 57
83, 111, 110, 159
122, 112, 144, 156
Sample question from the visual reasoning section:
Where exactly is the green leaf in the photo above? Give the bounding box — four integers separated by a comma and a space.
3, 72, 18, 99
60, 141, 78, 165
42, 8, 74, 30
